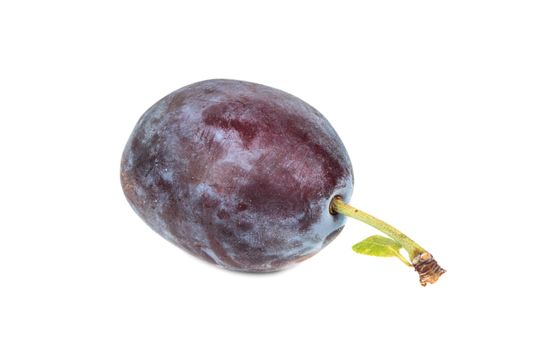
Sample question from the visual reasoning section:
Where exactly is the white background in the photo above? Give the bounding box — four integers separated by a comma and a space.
1, 1, 532, 349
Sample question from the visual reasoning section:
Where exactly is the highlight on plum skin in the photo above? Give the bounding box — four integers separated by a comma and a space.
120, 79, 354, 272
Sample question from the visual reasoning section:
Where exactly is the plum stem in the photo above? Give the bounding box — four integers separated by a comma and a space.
330, 196, 446, 286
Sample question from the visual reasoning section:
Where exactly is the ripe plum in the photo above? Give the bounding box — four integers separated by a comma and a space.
121, 79, 353, 272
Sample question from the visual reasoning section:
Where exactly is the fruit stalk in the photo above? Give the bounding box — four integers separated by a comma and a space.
331, 197, 446, 286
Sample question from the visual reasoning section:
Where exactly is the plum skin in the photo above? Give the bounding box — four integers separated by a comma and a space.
120, 79, 354, 272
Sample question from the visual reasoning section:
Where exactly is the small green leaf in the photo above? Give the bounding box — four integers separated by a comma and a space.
352, 235, 411, 266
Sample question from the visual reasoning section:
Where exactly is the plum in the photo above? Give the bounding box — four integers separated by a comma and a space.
121, 79, 445, 285
121, 79, 353, 272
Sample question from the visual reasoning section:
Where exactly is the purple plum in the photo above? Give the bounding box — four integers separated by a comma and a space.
121, 79, 353, 272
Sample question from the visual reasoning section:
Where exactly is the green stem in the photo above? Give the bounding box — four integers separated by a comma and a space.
331, 197, 424, 259
330, 196, 446, 286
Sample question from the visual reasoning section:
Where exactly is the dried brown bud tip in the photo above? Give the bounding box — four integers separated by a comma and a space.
412, 253, 446, 286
